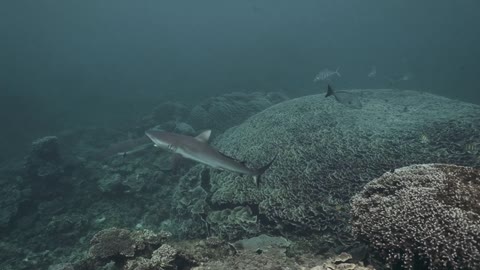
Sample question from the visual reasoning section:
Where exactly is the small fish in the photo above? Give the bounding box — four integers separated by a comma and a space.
388, 72, 413, 86
419, 133, 430, 144
313, 68, 341, 82
325, 84, 362, 109
399, 72, 413, 81
465, 143, 478, 153
368, 66, 377, 78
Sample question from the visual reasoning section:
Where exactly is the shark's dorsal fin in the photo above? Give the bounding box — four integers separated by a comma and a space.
326, 84, 335, 97
195, 130, 211, 143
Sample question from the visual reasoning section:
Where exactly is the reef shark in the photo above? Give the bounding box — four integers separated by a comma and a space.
145, 129, 276, 186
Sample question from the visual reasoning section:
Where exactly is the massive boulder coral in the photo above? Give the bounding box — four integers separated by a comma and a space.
173, 90, 480, 243
351, 164, 480, 270
187, 91, 288, 133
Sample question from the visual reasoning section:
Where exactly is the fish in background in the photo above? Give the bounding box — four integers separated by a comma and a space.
388, 71, 414, 86
313, 68, 341, 82
325, 84, 362, 109
367, 66, 377, 78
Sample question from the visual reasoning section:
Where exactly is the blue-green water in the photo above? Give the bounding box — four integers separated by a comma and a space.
1, 1, 479, 269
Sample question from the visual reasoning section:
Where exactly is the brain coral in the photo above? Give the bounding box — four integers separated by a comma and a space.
351, 164, 480, 270
174, 90, 480, 242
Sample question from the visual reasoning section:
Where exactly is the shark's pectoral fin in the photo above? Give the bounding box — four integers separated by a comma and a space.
195, 130, 212, 143
253, 176, 259, 187
253, 154, 278, 188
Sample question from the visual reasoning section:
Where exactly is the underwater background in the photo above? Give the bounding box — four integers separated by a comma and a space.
1, 1, 480, 270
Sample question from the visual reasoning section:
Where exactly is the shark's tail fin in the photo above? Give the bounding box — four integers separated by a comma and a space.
326, 84, 335, 97
253, 154, 278, 187
335, 67, 341, 77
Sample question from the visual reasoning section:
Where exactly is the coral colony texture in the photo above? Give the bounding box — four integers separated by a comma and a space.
351, 164, 480, 270
0, 89, 479, 269
172, 89, 480, 244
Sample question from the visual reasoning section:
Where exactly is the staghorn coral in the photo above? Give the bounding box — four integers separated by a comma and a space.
351, 164, 480, 269
173, 89, 480, 245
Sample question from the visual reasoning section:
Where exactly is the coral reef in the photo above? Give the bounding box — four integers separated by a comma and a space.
233, 234, 291, 256
188, 91, 288, 134
89, 227, 171, 261
1, 89, 479, 270
311, 252, 372, 270
74, 227, 372, 270
0, 179, 26, 228
207, 206, 260, 240
80, 228, 197, 270
124, 244, 196, 270
173, 90, 480, 247
25, 136, 64, 182
351, 164, 480, 269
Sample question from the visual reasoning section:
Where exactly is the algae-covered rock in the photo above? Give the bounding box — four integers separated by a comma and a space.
351, 164, 480, 269
175, 89, 480, 242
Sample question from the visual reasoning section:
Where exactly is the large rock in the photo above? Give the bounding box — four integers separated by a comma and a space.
173, 89, 480, 242
351, 164, 480, 270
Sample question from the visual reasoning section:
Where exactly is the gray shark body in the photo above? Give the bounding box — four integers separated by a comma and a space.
145, 129, 275, 186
